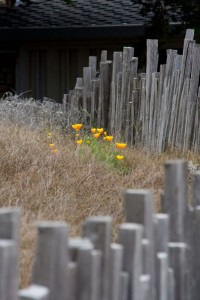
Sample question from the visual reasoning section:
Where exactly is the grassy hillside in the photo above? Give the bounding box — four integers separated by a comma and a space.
0, 95, 199, 286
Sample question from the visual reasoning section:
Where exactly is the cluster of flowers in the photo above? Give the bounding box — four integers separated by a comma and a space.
72, 123, 126, 160
48, 132, 59, 155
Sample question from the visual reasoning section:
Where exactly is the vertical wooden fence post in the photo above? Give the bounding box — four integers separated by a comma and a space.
77, 240, 94, 300
164, 160, 188, 242
124, 189, 155, 299
109, 243, 123, 300
155, 253, 168, 300
168, 242, 189, 300
0, 240, 18, 300
119, 223, 143, 300
32, 222, 69, 300
19, 285, 49, 300
82, 216, 112, 300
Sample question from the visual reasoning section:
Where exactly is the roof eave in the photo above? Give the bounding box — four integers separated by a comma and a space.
0, 24, 145, 41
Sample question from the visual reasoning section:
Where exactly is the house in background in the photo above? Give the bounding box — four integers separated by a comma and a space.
0, 0, 182, 101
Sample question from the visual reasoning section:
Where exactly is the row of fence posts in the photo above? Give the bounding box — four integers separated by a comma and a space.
63, 28, 200, 152
0, 159, 200, 299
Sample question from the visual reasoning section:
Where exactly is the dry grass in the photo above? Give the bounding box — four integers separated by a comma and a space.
0, 96, 200, 287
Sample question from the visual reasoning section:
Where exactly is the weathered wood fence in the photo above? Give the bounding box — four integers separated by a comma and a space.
0, 159, 200, 299
63, 29, 200, 152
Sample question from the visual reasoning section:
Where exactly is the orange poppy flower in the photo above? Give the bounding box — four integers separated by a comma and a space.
91, 128, 97, 134
94, 133, 100, 139
76, 139, 83, 145
115, 143, 127, 149
97, 128, 104, 134
105, 136, 113, 142
72, 124, 83, 131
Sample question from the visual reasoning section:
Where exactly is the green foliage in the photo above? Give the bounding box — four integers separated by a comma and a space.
131, 0, 200, 40
87, 138, 130, 175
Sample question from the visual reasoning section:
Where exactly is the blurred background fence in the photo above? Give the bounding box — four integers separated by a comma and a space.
0, 159, 200, 300
63, 29, 200, 152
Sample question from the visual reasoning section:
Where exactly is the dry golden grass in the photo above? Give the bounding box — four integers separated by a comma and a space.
0, 121, 199, 287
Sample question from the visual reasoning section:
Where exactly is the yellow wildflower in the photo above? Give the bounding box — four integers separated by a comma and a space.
76, 139, 83, 145
105, 135, 113, 142
72, 124, 83, 131
97, 128, 104, 134
115, 143, 127, 149
52, 149, 59, 154
116, 155, 124, 160
104, 132, 107, 136
75, 133, 80, 137
86, 140, 90, 144
94, 133, 100, 139
49, 143, 55, 148
91, 128, 97, 134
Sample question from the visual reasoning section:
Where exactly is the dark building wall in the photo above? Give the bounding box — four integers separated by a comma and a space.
1, 34, 185, 101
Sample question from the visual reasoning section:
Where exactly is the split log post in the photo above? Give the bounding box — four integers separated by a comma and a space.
119, 272, 129, 300
32, 222, 69, 300
109, 243, 123, 300
164, 160, 188, 242
124, 189, 155, 300
82, 216, 112, 300
83, 67, 92, 113
109, 51, 122, 134
19, 285, 49, 300
98, 61, 112, 129
76, 239, 94, 300
119, 223, 143, 300
0, 240, 18, 300
168, 243, 189, 300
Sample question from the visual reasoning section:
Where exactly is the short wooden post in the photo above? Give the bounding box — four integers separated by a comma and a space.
77, 239, 94, 300
109, 243, 123, 300
154, 214, 169, 254
124, 189, 155, 299
110, 51, 123, 134
18, 285, 49, 300
98, 61, 112, 129
192, 171, 200, 207
0, 207, 21, 248
119, 272, 129, 300
91, 250, 102, 300
140, 275, 151, 300
120, 47, 134, 136
119, 223, 143, 300
168, 268, 175, 300
62, 94, 67, 112
82, 216, 112, 300
156, 253, 168, 300
89, 56, 97, 81
124, 189, 154, 240
101, 50, 107, 62
164, 160, 188, 242
0, 240, 18, 300
145, 39, 158, 147
142, 239, 150, 275
91, 79, 100, 125
68, 262, 77, 300
32, 222, 69, 300
83, 67, 92, 112
69, 237, 91, 262
168, 242, 189, 300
